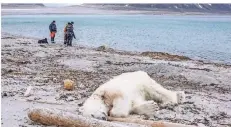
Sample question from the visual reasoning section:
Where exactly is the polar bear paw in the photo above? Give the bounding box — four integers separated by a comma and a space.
132, 101, 159, 117
176, 91, 185, 104
159, 102, 177, 110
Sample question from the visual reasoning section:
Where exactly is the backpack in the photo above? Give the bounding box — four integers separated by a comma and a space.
64, 24, 68, 32
66, 24, 73, 32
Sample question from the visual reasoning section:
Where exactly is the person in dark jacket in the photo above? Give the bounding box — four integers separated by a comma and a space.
64, 22, 70, 44
65, 22, 76, 46
49, 20, 57, 43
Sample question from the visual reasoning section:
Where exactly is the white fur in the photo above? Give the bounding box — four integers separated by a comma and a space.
80, 71, 185, 120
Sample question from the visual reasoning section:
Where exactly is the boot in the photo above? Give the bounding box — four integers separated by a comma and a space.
51, 38, 54, 43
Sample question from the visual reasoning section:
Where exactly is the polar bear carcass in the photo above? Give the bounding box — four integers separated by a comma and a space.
80, 71, 185, 120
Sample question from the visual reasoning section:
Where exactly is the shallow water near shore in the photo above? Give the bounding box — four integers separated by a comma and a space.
2, 14, 231, 64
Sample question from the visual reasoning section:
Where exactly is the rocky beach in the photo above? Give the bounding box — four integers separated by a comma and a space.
1, 32, 231, 127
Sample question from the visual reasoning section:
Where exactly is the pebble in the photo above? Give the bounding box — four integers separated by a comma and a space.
197, 123, 206, 127
3, 93, 7, 96
24, 86, 32, 97
66, 96, 74, 102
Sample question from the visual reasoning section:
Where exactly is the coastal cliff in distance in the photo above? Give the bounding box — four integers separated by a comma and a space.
84, 4, 231, 14
1, 3, 45, 8
1, 3, 231, 14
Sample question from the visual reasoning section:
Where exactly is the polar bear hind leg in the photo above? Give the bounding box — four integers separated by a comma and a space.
131, 100, 159, 117
145, 76, 186, 105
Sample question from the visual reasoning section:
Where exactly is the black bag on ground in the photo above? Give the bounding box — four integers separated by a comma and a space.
38, 38, 48, 44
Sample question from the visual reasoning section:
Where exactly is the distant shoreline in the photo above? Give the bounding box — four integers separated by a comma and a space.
2, 32, 231, 67
2, 5, 231, 16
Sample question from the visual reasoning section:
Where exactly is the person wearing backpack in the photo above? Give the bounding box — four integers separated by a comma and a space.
65, 22, 76, 46
49, 20, 57, 43
64, 22, 70, 44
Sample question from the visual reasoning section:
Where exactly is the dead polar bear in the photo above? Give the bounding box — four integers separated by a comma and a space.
80, 71, 185, 120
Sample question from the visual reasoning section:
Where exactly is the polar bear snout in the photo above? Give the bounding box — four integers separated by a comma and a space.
79, 97, 109, 120
91, 112, 107, 120
80, 106, 108, 120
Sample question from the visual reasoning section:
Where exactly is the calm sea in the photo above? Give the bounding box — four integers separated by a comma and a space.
2, 15, 231, 64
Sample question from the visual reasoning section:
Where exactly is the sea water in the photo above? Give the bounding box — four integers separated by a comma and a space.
2, 15, 231, 64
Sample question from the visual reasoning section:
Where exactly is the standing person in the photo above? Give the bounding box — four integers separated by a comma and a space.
49, 20, 57, 43
64, 22, 70, 44
70, 21, 74, 28
65, 22, 76, 46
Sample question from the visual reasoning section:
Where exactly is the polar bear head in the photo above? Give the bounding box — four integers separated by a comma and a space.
79, 95, 108, 120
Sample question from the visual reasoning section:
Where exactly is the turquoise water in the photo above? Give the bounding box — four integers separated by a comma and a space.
2, 15, 231, 64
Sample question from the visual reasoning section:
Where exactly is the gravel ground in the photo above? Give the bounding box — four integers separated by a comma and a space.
1, 33, 231, 127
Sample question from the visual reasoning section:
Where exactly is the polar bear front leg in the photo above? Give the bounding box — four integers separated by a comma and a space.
131, 100, 159, 117
109, 97, 131, 118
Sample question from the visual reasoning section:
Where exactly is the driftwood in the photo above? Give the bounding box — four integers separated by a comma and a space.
28, 108, 196, 127
108, 117, 196, 127
28, 108, 147, 127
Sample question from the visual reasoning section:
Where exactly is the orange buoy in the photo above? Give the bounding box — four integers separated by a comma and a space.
63, 79, 75, 91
